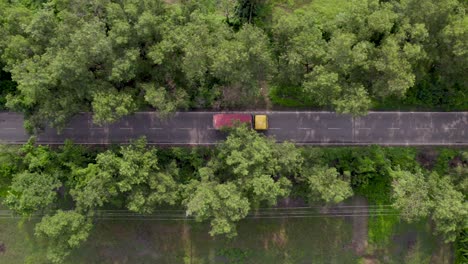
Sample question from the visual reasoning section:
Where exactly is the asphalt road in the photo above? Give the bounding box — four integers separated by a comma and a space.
0, 111, 467, 145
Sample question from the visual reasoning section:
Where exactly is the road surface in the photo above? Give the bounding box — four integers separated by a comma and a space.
0, 111, 467, 145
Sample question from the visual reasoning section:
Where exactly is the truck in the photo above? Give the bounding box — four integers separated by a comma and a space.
213, 114, 268, 131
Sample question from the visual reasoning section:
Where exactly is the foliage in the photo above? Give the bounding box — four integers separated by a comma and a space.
70, 137, 179, 213
0, 69, 17, 110
0, 0, 274, 130
210, 125, 298, 206
184, 180, 250, 237
455, 228, 468, 264
0, 145, 21, 197
390, 169, 431, 222
183, 125, 301, 236
301, 166, 353, 203
0, 136, 467, 261
434, 148, 458, 175
270, 0, 467, 112
268, 85, 315, 108
1, 0, 465, 131
428, 172, 468, 242
270, 0, 429, 115
367, 210, 400, 248
4, 171, 61, 216
35, 210, 92, 263
391, 169, 468, 242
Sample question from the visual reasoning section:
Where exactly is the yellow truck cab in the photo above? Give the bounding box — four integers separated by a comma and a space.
254, 115, 268, 130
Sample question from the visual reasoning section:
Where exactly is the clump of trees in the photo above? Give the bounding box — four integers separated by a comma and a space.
391, 169, 467, 242
0, 126, 351, 262
0, 0, 466, 130
0, 0, 273, 130
1, 126, 466, 263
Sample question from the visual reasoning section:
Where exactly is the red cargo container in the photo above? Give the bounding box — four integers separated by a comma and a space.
213, 114, 252, 130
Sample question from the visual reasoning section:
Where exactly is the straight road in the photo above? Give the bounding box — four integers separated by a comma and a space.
0, 111, 467, 145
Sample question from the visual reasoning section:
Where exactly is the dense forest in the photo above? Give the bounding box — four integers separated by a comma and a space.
0, 125, 467, 263
0, 0, 466, 131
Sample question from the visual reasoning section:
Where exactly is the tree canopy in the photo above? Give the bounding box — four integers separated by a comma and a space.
35, 210, 92, 263
0, 0, 465, 129
0, 134, 467, 262
183, 125, 300, 236
391, 169, 468, 242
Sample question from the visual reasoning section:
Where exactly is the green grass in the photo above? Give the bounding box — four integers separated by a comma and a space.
269, 85, 317, 108
455, 228, 468, 264
67, 217, 357, 264
0, 218, 46, 263
0, 215, 356, 264
0, 208, 449, 264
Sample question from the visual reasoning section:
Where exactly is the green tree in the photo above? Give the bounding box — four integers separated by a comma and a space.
0, 1, 178, 129
333, 84, 371, 116
391, 169, 432, 222
391, 169, 467, 242
302, 66, 340, 107
70, 163, 118, 211
70, 138, 179, 212
56, 139, 93, 170
181, 125, 301, 237
35, 210, 92, 263
302, 166, 353, 203
91, 88, 137, 125
399, 0, 467, 110
183, 177, 250, 238
271, 0, 427, 114
0, 144, 21, 197
0, 69, 16, 110
452, 152, 468, 196
126, 163, 180, 214
213, 125, 295, 206
20, 137, 56, 173
428, 172, 468, 242
211, 25, 273, 107
4, 171, 61, 215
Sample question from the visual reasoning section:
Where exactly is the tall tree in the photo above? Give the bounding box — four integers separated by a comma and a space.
183, 175, 250, 237
70, 138, 179, 213
5, 171, 61, 215
391, 169, 467, 242
302, 166, 353, 204
35, 210, 92, 263
212, 125, 296, 206
391, 169, 432, 222
182, 125, 301, 236
428, 172, 468, 242
399, 0, 467, 109
271, 0, 427, 115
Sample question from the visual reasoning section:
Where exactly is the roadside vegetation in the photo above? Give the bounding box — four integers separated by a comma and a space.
0, 126, 466, 263
0, 0, 466, 131
0, 0, 466, 263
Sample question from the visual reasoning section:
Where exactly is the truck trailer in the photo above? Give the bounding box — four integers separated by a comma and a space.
213, 114, 268, 130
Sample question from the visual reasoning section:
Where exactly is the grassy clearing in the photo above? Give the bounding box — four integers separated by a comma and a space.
68, 217, 357, 264
0, 216, 356, 264
0, 218, 45, 263
0, 210, 449, 264
269, 85, 317, 108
